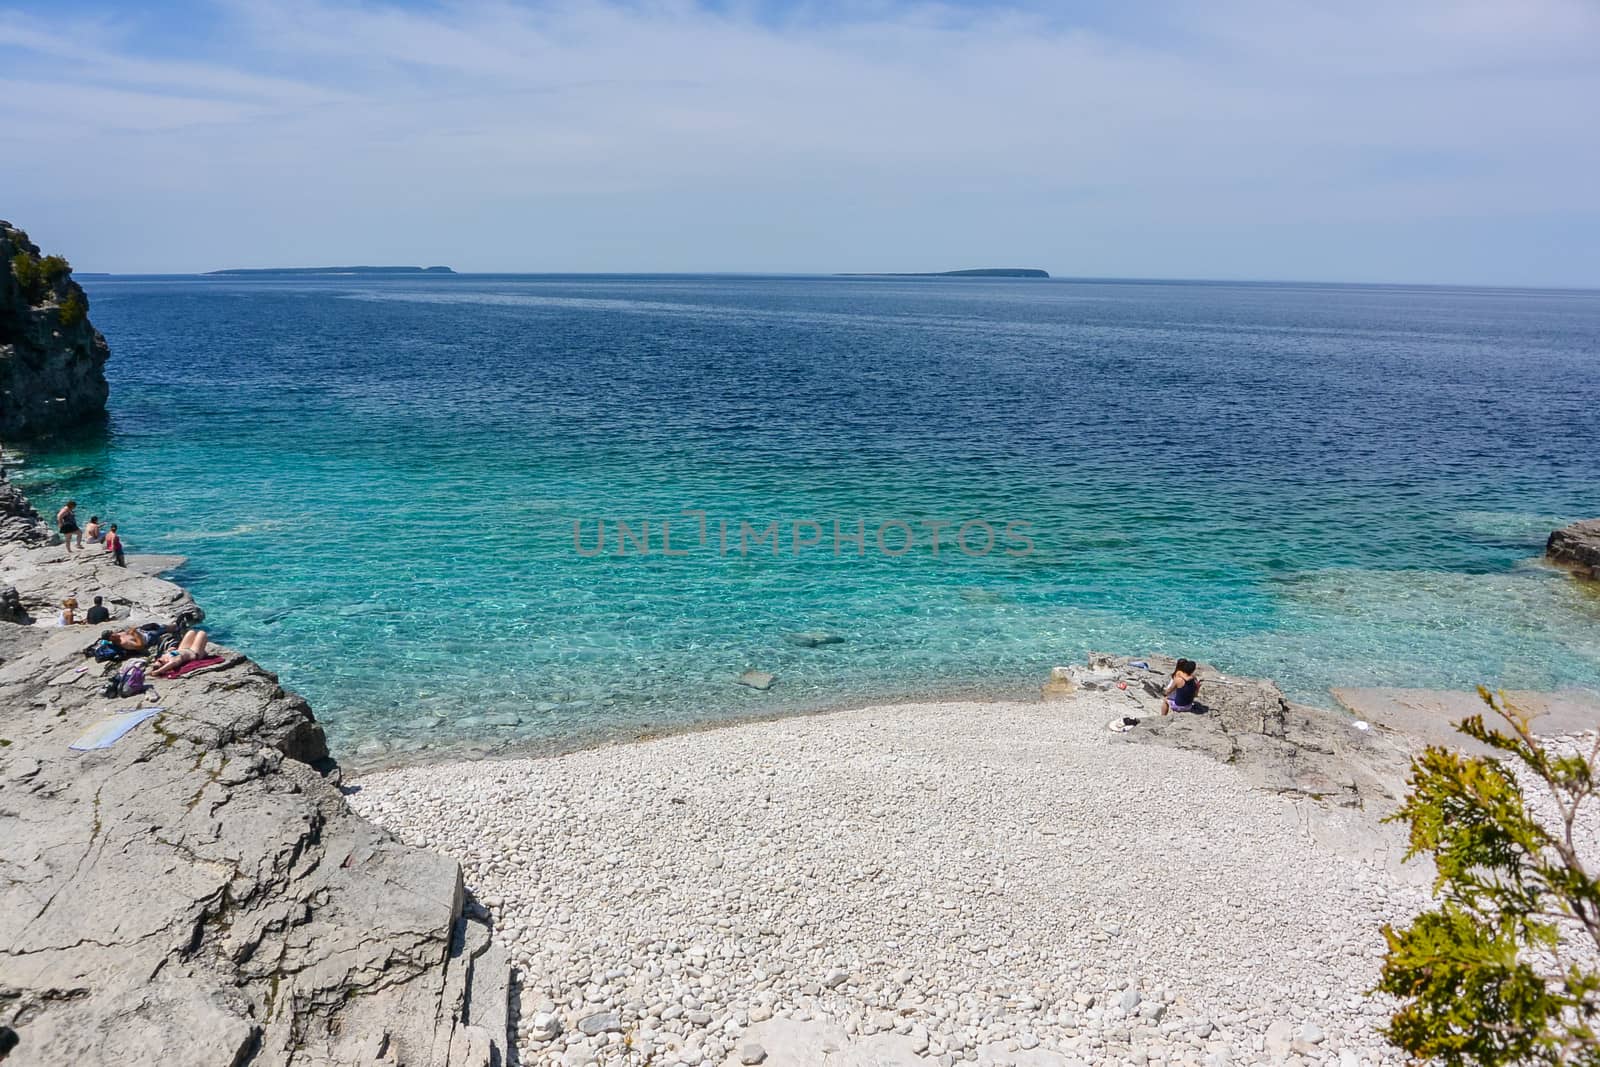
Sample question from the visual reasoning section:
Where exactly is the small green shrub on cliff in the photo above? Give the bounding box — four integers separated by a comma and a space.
58, 293, 86, 327
1379, 688, 1600, 1065
10, 251, 75, 305
10, 252, 40, 293
38, 253, 70, 281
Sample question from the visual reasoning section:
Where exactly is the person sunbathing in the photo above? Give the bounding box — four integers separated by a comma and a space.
148, 630, 210, 676
104, 626, 153, 654
1162, 658, 1201, 714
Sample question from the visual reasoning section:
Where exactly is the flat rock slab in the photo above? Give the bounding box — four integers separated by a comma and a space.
1084, 652, 1416, 810
1333, 687, 1600, 757
123, 553, 187, 576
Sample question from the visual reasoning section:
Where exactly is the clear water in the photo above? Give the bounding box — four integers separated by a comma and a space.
14, 274, 1600, 762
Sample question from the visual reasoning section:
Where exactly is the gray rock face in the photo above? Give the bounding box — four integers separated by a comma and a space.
1547, 518, 1600, 581
0, 485, 508, 1066
0, 222, 110, 439
0, 479, 49, 549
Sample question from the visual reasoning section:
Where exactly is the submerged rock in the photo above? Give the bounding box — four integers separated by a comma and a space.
1547, 518, 1600, 581
786, 631, 847, 648
0, 221, 110, 438
738, 669, 777, 691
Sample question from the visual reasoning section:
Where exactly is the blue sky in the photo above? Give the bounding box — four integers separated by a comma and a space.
2, 0, 1598, 284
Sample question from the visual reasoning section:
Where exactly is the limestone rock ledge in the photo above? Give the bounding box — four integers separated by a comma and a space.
0, 484, 508, 1066
1547, 518, 1600, 582
0, 221, 110, 438
1048, 652, 1426, 878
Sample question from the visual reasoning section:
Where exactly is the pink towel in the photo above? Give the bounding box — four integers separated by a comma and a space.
166, 655, 226, 678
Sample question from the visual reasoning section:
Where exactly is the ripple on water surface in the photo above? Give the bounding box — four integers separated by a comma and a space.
16, 274, 1600, 759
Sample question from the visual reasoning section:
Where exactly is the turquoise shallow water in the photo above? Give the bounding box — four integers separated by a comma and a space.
14, 274, 1600, 761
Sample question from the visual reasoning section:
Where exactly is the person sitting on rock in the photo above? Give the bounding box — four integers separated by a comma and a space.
1162, 659, 1201, 714
149, 629, 210, 676
84, 596, 111, 625
58, 597, 80, 626
84, 514, 103, 544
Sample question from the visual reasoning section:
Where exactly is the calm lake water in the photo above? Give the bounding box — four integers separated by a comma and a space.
16, 274, 1600, 760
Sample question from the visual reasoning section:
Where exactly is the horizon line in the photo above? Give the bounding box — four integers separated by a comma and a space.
72, 270, 1600, 294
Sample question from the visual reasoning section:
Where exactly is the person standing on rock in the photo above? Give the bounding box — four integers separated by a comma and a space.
104, 523, 126, 567
57, 500, 81, 551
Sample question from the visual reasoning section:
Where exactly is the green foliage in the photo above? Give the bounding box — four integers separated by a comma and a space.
1380, 689, 1600, 1065
38, 253, 70, 281
58, 293, 86, 327
10, 252, 40, 293
10, 250, 78, 310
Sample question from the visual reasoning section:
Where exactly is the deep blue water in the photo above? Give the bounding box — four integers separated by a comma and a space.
15, 274, 1600, 761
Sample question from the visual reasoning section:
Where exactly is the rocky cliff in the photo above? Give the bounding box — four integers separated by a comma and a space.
0, 222, 111, 438
0, 483, 508, 1066
1548, 518, 1600, 581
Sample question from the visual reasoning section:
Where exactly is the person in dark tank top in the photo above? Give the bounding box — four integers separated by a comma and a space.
84, 596, 111, 625
1163, 658, 1201, 714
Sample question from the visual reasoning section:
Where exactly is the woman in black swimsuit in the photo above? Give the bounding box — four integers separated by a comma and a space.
57, 500, 81, 552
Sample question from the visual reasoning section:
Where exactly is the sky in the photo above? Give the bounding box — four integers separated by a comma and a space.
1, 0, 1598, 284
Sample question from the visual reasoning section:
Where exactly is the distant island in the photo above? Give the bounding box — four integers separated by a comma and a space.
838, 268, 1050, 279
205, 265, 456, 276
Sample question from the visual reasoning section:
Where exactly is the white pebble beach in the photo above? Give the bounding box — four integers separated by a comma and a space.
350, 694, 1444, 1067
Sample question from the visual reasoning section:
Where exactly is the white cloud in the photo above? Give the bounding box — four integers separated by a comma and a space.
1, 0, 1596, 283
